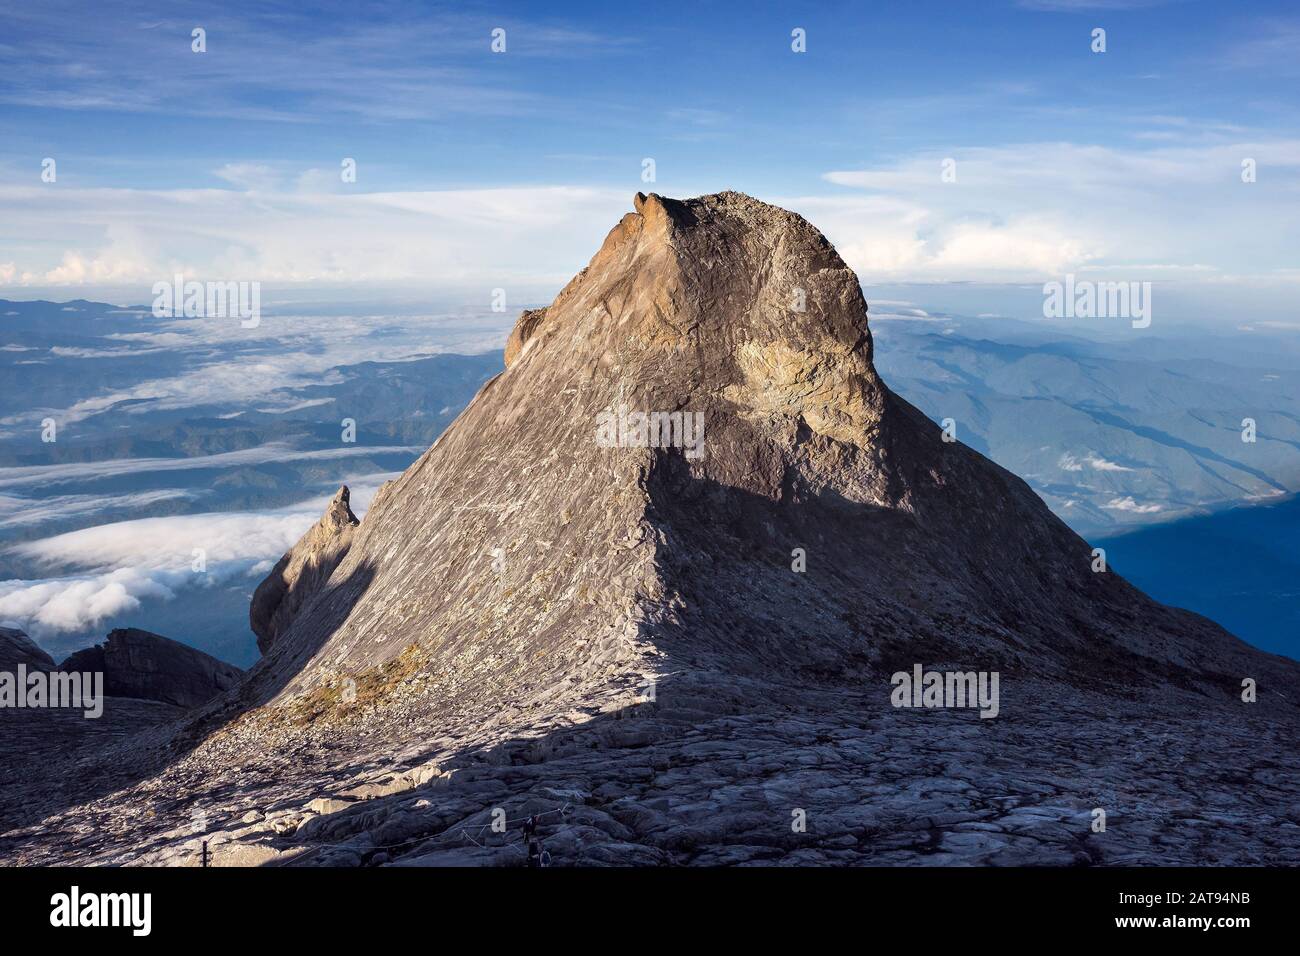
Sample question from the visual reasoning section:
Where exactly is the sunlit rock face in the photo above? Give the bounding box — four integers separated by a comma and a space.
250, 485, 360, 656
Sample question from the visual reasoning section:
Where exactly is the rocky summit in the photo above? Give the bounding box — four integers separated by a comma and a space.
3, 192, 1298, 867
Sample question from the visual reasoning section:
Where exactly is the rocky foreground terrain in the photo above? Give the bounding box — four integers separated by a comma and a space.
2, 192, 1298, 866
4, 675, 1297, 867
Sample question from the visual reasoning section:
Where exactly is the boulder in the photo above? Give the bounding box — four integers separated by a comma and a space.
59, 627, 242, 708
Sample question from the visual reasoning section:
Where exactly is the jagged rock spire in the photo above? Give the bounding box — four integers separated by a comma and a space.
250, 485, 359, 655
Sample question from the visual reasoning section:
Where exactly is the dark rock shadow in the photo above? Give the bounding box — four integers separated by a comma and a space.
0, 560, 377, 842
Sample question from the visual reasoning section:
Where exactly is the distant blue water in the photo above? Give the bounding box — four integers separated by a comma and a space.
1096, 496, 1300, 661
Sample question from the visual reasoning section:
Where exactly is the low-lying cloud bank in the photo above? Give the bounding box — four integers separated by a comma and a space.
0, 308, 506, 439
0, 476, 393, 637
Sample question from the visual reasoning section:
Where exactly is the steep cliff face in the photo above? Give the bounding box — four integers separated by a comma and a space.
250, 486, 359, 655
60, 628, 243, 708
251, 191, 1293, 710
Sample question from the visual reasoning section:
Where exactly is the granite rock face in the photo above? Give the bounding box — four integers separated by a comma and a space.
59, 628, 243, 709
252, 191, 1294, 703
250, 486, 359, 655
3, 193, 1298, 867
0, 627, 55, 671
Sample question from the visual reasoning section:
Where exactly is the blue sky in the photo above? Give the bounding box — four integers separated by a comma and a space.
1, 0, 1299, 309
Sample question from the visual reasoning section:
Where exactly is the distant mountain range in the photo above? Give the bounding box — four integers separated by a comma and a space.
872, 316, 1300, 534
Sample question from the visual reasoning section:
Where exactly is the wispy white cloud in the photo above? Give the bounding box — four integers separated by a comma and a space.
1219, 18, 1300, 74
212, 163, 283, 192
48, 345, 168, 359
813, 139, 1300, 282
0, 303, 508, 434
0, 184, 629, 289
0, 444, 418, 490
1059, 452, 1136, 473
0, 489, 197, 530
0, 567, 185, 635
11, 508, 320, 572
3, 141, 1298, 299
1086, 454, 1134, 472
1103, 495, 1163, 513
0, 4, 630, 123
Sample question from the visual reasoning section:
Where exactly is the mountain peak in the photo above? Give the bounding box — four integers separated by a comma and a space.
504, 191, 884, 450
322, 485, 359, 533
248, 192, 1290, 707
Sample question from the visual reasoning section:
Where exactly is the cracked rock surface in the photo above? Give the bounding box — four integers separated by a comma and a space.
3, 679, 1296, 866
